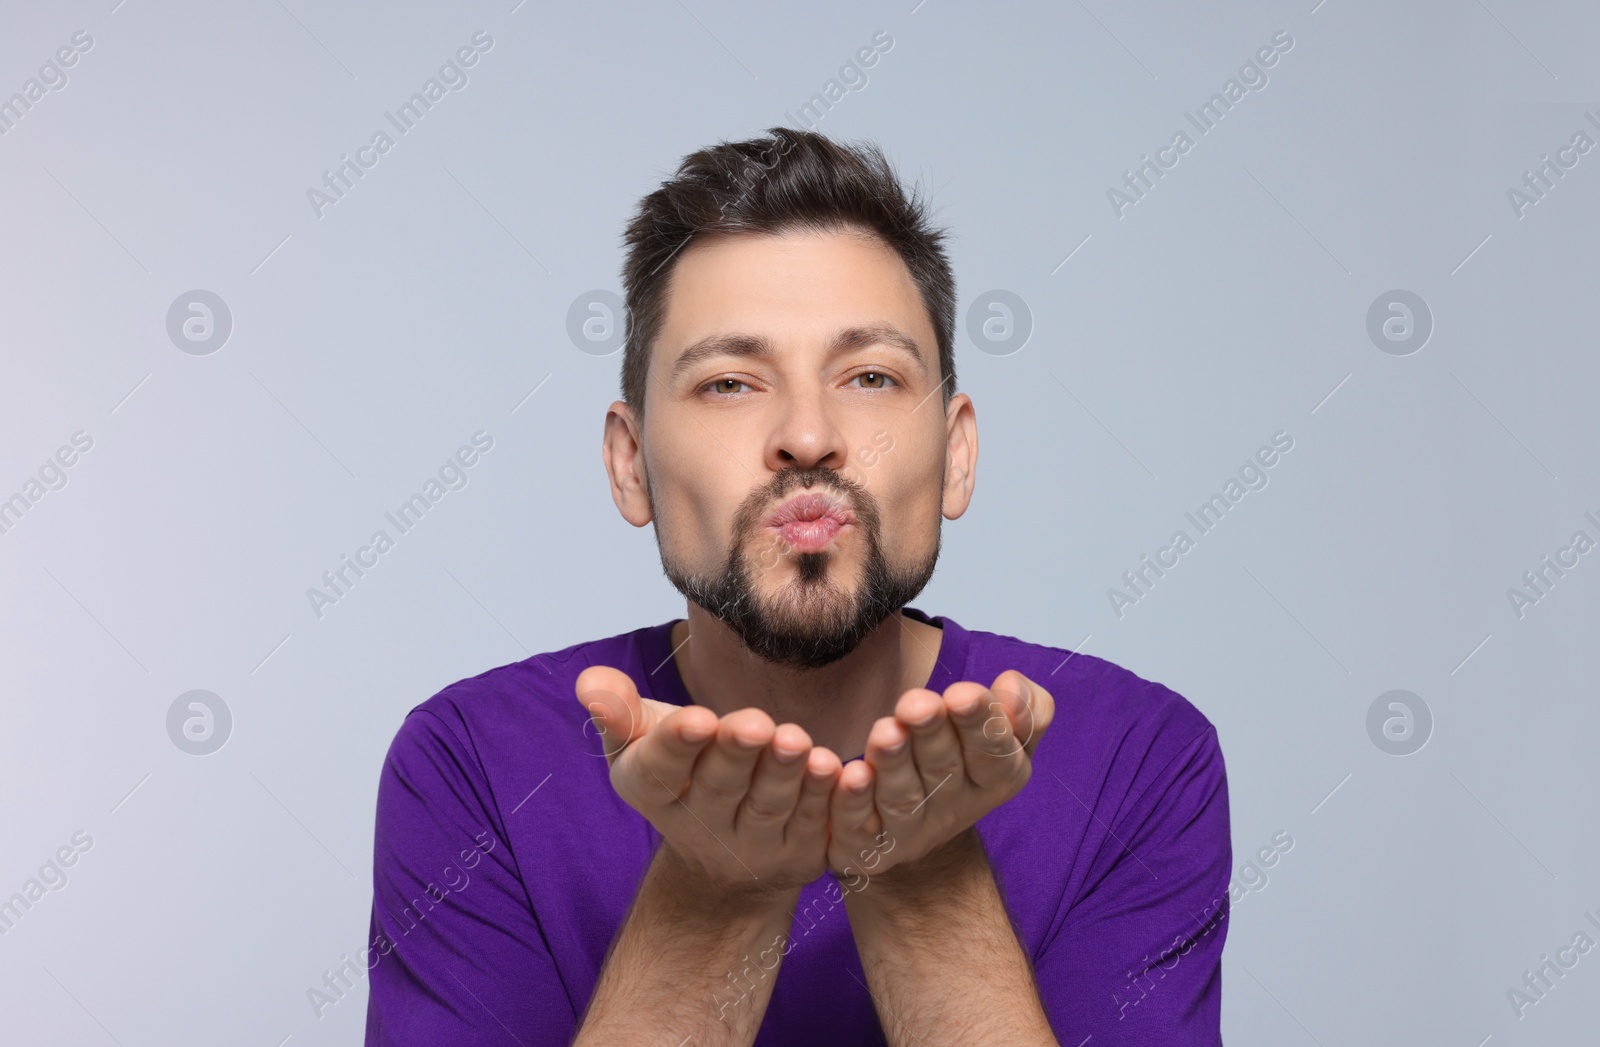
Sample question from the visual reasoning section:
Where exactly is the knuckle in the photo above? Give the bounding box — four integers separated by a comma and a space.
986, 729, 1020, 756
740, 795, 790, 822
613, 769, 657, 807
881, 795, 923, 820
695, 775, 742, 802
789, 799, 825, 826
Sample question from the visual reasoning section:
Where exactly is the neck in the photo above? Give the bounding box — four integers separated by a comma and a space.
667, 606, 944, 762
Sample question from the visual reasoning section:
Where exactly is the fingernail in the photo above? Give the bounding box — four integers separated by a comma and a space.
773, 746, 805, 763
733, 731, 766, 749
882, 737, 907, 755
848, 777, 871, 794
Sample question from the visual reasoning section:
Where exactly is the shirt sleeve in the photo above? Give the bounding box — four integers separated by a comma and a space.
365, 707, 576, 1046
1033, 720, 1232, 1046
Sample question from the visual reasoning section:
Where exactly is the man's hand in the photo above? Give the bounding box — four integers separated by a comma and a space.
575, 665, 844, 895
827, 670, 1054, 881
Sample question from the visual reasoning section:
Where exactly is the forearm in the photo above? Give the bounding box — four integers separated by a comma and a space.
842, 829, 1058, 1047
574, 841, 801, 1047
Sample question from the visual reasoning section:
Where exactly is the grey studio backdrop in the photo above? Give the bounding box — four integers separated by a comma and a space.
1, 0, 1596, 1043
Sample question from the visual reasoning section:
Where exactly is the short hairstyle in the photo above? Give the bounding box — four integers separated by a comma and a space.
618, 126, 957, 424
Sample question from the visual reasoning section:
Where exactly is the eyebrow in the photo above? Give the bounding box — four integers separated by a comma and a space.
667, 323, 930, 386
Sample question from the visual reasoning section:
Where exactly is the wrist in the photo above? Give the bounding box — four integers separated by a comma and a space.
651, 840, 802, 919
846, 828, 989, 927
876, 826, 985, 892
843, 828, 992, 951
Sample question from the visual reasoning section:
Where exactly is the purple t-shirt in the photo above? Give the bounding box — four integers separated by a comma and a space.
364, 606, 1231, 1045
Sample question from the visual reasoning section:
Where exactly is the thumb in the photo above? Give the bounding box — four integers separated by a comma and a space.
992, 671, 1053, 757
574, 665, 654, 763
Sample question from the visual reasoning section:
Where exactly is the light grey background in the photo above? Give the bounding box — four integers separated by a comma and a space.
2, 0, 1596, 1043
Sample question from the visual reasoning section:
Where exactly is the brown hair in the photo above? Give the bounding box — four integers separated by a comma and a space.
618, 126, 956, 423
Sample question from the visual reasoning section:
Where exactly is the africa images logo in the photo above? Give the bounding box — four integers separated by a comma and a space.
306, 431, 494, 619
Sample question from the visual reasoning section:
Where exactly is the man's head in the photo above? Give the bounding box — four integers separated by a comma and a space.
602, 127, 976, 670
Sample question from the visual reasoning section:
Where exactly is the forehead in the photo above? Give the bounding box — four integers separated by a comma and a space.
651, 226, 935, 375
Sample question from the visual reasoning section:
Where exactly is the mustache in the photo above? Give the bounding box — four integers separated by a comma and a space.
736, 467, 870, 538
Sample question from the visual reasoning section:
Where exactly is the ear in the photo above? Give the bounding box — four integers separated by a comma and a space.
941, 392, 977, 520
602, 400, 652, 527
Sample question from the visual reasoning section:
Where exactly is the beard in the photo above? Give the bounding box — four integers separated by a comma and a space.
651, 464, 940, 670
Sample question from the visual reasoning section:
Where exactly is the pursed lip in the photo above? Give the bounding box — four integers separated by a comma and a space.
763, 491, 855, 529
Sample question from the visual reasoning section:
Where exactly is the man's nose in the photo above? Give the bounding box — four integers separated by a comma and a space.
764, 390, 849, 473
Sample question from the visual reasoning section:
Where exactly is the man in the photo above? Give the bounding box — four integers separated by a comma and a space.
365, 127, 1231, 1046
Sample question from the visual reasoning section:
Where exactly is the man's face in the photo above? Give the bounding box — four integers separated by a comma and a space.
632, 226, 963, 670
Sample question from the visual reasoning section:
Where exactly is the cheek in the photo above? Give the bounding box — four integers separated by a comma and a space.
871, 459, 945, 551
659, 486, 736, 558
649, 461, 752, 562
647, 413, 762, 531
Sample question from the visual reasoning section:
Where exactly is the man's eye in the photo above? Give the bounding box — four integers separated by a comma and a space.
701, 374, 896, 396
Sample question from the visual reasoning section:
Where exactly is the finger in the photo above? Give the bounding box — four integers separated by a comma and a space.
989, 671, 1054, 759
896, 686, 966, 798
830, 758, 879, 845
785, 746, 842, 848
685, 707, 776, 823
575, 666, 653, 765
736, 722, 812, 836
949, 684, 1029, 789
863, 714, 928, 821
624, 705, 721, 806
